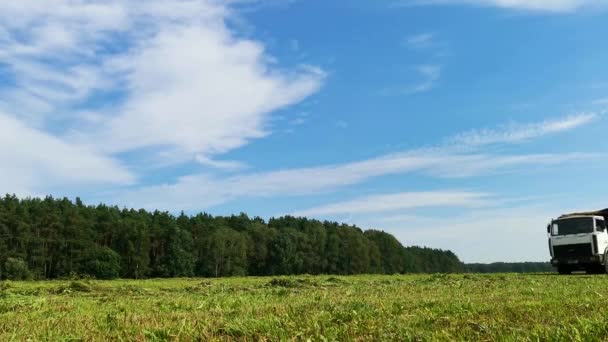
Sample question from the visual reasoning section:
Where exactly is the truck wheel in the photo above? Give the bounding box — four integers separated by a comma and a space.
557, 265, 571, 275
587, 265, 604, 274
604, 251, 608, 274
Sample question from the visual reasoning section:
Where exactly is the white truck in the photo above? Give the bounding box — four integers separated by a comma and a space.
548, 209, 608, 274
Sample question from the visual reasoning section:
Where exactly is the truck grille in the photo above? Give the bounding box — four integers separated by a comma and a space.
553, 243, 593, 259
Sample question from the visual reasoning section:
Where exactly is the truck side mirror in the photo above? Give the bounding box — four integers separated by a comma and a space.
547, 224, 551, 234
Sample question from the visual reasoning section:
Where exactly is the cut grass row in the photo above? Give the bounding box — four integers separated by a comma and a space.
2, 274, 608, 341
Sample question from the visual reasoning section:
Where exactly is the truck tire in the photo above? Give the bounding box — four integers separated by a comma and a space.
587, 265, 604, 274
604, 251, 608, 274
557, 265, 571, 275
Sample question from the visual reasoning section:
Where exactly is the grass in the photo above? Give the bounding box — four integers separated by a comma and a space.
2, 273, 608, 341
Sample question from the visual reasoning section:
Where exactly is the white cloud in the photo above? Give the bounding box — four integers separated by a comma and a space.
350, 205, 554, 262
380, 64, 442, 96
97, 28, 324, 157
385, 29, 445, 96
449, 112, 598, 146
402, 0, 608, 12
288, 199, 556, 262
293, 191, 491, 216
361, 195, 608, 263
195, 155, 248, 171
406, 32, 434, 49
288, 112, 309, 126
415, 65, 441, 91
291, 118, 307, 126
112, 150, 594, 211
397, 64, 442, 94
0, 112, 133, 196
0, 0, 324, 194
107, 112, 599, 210
437, 153, 597, 177
0, 0, 324, 163
0, 1, 131, 126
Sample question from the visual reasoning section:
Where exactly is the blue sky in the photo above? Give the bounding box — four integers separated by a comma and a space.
1, 0, 607, 262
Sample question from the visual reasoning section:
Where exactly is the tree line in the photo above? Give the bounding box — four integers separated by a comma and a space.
0, 195, 464, 280
464, 262, 554, 273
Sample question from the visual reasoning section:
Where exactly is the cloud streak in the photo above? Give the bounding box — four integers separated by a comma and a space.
112, 150, 595, 211
380, 64, 442, 96
408, 64, 442, 93
400, 0, 608, 12
107, 111, 600, 211
406, 32, 435, 49
352, 205, 557, 262
293, 191, 492, 216
449, 112, 598, 146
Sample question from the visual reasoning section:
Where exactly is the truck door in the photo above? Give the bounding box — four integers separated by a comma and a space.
595, 218, 608, 257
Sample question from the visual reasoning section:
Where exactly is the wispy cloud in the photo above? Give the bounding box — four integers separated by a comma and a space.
409, 64, 442, 93
351, 204, 557, 262
449, 112, 598, 146
428, 152, 596, 178
381, 64, 443, 95
112, 151, 574, 211
293, 191, 492, 216
398, 0, 608, 12
406, 32, 434, 49
195, 156, 248, 172
326, 189, 608, 263
111, 112, 599, 211
289, 112, 309, 126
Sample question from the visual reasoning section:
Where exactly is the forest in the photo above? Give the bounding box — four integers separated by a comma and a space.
0, 194, 464, 280
464, 262, 553, 273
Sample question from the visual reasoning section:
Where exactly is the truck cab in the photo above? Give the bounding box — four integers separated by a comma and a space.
548, 214, 608, 274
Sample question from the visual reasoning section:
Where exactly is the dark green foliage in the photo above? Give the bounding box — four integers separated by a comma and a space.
0, 194, 464, 279
198, 226, 248, 277
79, 247, 121, 280
4, 257, 32, 280
365, 230, 406, 274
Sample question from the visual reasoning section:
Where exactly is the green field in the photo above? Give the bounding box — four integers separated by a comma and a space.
2, 274, 608, 341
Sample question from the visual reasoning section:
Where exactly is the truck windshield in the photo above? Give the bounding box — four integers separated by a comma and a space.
552, 217, 594, 236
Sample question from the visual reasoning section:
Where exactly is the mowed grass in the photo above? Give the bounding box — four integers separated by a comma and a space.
2, 273, 608, 341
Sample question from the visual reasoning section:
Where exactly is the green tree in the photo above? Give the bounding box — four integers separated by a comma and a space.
0, 194, 465, 279
4, 257, 32, 280
79, 247, 121, 279
268, 228, 302, 275
365, 230, 407, 274
198, 226, 248, 277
